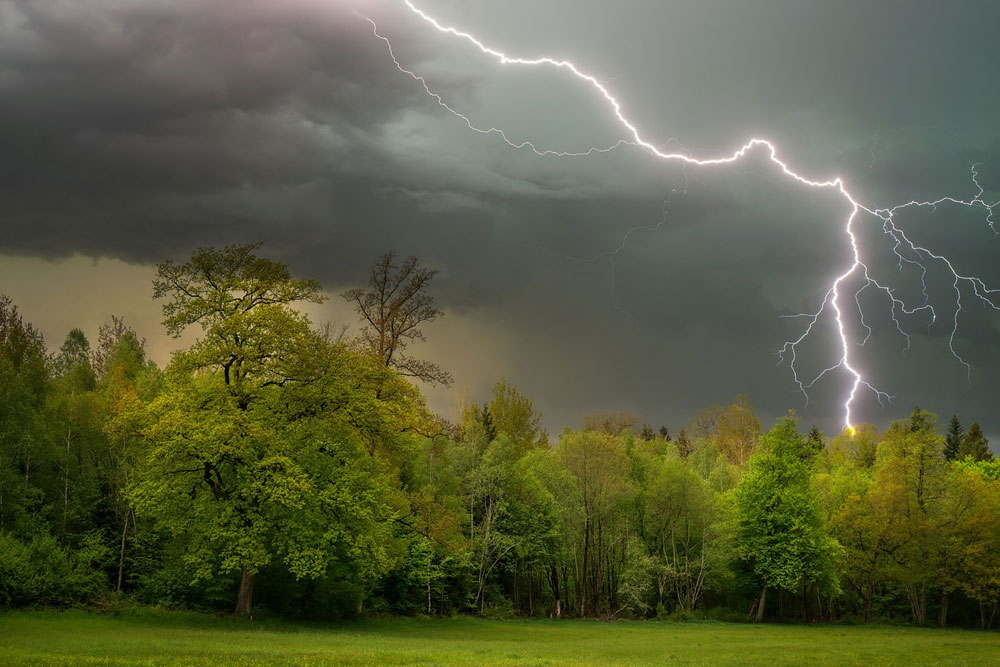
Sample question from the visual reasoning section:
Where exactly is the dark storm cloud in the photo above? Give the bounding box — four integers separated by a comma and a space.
0, 0, 506, 260
1, 0, 999, 437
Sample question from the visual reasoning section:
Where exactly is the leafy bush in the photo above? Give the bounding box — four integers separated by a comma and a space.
0, 531, 109, 607
481, 597, 516, 620
665, 609, 698, 622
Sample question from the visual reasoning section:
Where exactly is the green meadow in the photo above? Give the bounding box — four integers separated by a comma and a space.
1, 610, 997, 666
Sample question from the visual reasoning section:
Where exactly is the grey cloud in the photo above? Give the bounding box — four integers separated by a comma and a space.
1, 0, 998, 439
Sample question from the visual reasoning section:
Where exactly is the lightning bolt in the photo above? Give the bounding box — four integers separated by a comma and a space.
368, 0, 999, 432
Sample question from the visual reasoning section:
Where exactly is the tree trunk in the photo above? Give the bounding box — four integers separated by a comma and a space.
513, 565, 519, 612
63, 429, 71, 531
981, 600, 998, 630
801, 583, 809, 622
116, 509, 130, 592
549, 566, 562, 618
528, 568, 534, 617
754, 586, 767, 622
580, 517, 590, 616
301, 579, 315, 618
920, 584, 927, 624
236, 568, 256, 616
563, 565, 570, 617
863, 578, 874, 623
906, 583, 927, 624
938, 590, 949, 627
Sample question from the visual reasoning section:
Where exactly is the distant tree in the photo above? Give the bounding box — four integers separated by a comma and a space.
828, 423, 878, 468
733, 416, 841, 621
582, 411, 638, 436
139, 244, 396, 616
616, 537, 656, 617
99, 332, 161, 401
465, 436, 548, 612
558, 430, 634, 616
153, 243, 325, 392
909, 405, 935, 433
876, 417, 948, 623
639, 424, 655, 441
685, 405, 724, 442
92, 315, 146, 379
55, 328, 92, 379
950, 466, 1000, 628
716, 395, 760, 465
0, 294, 46, 371
658, 425, 671, 441
488, 379, 547, 455
0, 294, 50, 533
960, 423, 993, 462
944, 414, 964, 461
933, 466, 1000, 626
645, 455, 730, 612
806, 425, 824, 455
675, 429, 692, 458
516, 448, 578, 618
343, 252, 452, 386
47, 331, 101, 533
98, 332, 162, 592
480, 404, 498, 442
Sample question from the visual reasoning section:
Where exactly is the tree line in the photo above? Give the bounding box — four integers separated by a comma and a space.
1, 243, 998, 628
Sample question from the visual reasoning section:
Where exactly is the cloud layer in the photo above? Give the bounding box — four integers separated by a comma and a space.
1, 0, 999, 436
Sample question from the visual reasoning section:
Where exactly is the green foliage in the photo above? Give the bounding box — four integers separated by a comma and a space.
488, 379, 548, 455
0, 295, 51, 533
959, 422, 993, 462
733, 416, 842, 598
957, 457, 1000, 481
0, 531, 109, 607
643, 448, 731, 613
908, 406, 936, 433
480, 404, 498, 443
130, 343, 405, 615
616, 537, 656, 616
7, 249, 1000, 629
944, 414, 964, 461
54, 328, 93, 380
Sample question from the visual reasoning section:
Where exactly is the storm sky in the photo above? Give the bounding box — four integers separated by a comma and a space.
1, 0, 999, 438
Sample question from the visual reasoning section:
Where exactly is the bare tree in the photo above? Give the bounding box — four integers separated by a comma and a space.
582, 411, 639, 436
343, 252, 452, 385
684, 405, 725, 442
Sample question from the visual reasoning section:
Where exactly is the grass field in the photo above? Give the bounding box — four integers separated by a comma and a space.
1, 609, 998, 666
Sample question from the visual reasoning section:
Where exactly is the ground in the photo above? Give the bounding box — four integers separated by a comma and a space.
1, 610, 998, 665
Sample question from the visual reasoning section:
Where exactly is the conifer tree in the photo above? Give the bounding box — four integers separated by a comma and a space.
959, 422, 993, 462
480, 403, 498, 442
944, 414, 964, 461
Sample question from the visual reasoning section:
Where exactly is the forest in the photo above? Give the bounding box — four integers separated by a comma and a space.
1, 243, 999, 629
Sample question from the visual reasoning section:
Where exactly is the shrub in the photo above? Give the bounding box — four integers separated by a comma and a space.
0, 531, 109, 607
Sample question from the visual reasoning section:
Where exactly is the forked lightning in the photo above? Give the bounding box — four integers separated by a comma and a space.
366, 0, 999, 431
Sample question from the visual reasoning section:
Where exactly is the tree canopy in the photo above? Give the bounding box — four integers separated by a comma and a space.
2, 248, 1000, 628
